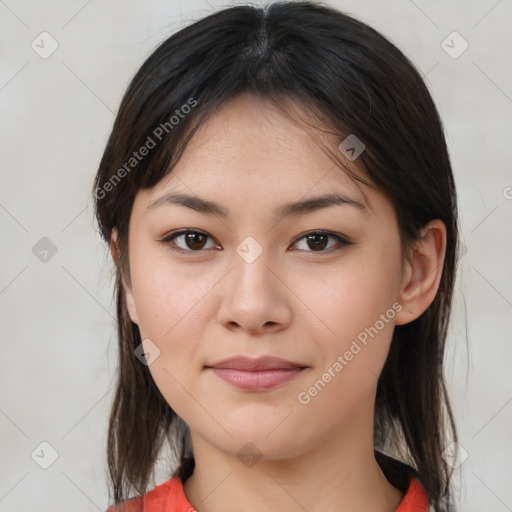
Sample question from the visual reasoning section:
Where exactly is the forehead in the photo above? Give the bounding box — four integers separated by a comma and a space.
145, 93, 371, 207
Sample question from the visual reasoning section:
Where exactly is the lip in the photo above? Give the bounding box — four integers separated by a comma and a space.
206, 355, 306, 371
205, 356, 308, 391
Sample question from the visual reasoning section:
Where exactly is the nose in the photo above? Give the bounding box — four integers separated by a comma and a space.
216, 248, 292, 335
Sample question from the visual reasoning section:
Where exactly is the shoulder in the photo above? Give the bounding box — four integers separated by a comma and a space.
395, 477, 429, 512
376, 452, 429, 511
105, 497, 143, 512
105, 478, 194, 512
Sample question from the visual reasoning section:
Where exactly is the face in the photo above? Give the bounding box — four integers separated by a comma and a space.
121, 93, 408, 460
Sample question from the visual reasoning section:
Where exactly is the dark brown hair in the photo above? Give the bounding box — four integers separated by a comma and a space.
93, 2, 460, 511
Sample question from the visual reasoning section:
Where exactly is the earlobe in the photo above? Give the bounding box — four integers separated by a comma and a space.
394, 220, 447, 326
109, 229, 119, 266
124, 284, 139, 325
110, 229, 139, 325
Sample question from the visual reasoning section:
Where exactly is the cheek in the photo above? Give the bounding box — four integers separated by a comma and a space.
305, 254, 399, 342
129, 248, 211, 419
129, 243, 206, 339
294, 277, 398, 431
128, 248, 219, 409
299, 246, 401, 391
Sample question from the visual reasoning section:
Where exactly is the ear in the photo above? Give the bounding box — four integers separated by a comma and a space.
110, 228, 139, 325
394, 219, 447, 326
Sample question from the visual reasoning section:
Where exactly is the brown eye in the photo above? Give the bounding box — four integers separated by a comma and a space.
305, 233, 329, 251
161, 229, 351, 255
162, 230, 217, 252
182, 232, 208, 250
292, 231, 350, 253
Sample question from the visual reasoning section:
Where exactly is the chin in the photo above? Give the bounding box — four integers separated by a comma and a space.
207, 426, 311, 463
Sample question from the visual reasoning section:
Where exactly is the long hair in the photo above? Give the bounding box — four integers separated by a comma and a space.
93, 2, 460, 511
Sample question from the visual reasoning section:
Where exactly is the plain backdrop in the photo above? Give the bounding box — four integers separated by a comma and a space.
1, 1, 511, 511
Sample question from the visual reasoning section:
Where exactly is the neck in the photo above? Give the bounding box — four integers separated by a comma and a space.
182, 398, 403, 512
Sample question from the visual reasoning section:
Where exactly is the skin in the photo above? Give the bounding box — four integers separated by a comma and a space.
110, 92, 446, 512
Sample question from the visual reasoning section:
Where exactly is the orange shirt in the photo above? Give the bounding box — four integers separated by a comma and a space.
106, 475, 429, 512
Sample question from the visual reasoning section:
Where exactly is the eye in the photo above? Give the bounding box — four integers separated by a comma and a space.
160, 229, 351, 254
291, 230, 351, 253
160, 229, 218, 252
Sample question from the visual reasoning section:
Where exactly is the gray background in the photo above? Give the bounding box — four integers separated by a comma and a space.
1, 0, 511, 511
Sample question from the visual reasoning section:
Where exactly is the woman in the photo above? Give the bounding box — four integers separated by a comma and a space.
94, 2, 460, 511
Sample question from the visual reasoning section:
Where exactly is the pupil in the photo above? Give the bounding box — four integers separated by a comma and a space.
308, 234, 327, 250
187, 233, 206, 250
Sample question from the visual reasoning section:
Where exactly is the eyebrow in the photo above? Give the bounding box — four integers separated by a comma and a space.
146, 191, 367, 219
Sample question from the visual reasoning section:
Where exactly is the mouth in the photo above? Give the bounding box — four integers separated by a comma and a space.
205, 355, 309, 391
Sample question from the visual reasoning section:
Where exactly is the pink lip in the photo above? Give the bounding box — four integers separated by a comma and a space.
206, 356, 307, 391
209, 368, 305, 390
207, 355, 306, 371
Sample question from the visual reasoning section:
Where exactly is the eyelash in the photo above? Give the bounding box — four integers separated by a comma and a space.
159, 229, 352, 255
